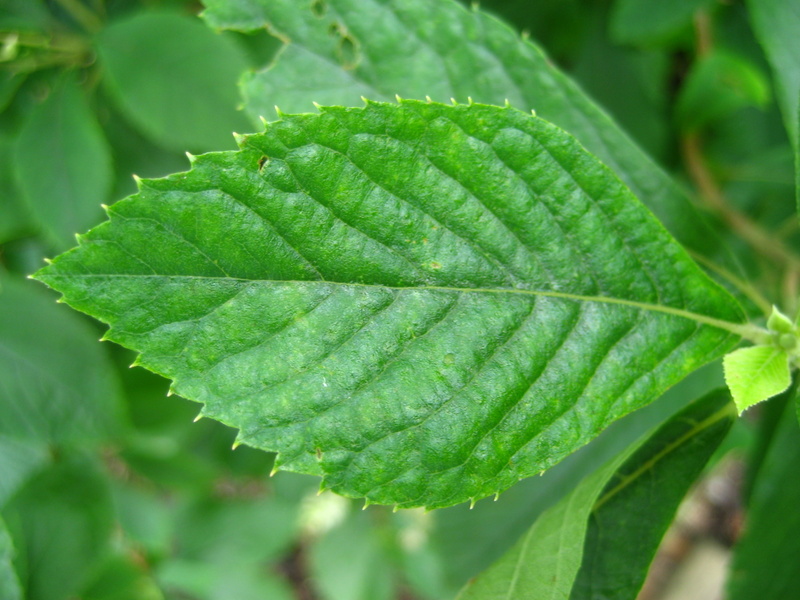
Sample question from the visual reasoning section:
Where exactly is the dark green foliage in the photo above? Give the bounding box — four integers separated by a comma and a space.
1, 0, 799, 598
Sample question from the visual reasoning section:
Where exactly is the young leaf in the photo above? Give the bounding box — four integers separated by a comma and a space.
456, 389, 735, 600
12, 74, 112, 250
96, 11, 251, 153
200, 0, 731, 263
723, 346, 791, 414
0, 517, 22, 600
35, 100, 746, 509
728, 391, 800, 599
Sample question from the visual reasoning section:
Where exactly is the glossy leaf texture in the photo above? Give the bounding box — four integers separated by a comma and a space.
35, 100, 745, 509
457, 390, 735, 600
0, 274, 125, 446
12, 74, 112, 250
746, 0, 800, 146
728, 391, 800, 599
200, 0, 730, 262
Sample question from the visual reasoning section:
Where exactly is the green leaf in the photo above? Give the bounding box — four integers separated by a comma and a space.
157, 560, 295, 600
723, 345, 791, 413
746, 0, 800, 146
0, 436, 49, 508
1, 456, 115, 600
0, 273, 125, 446
309, 509, 396, 600
35, 100, 745, 509
456, 390, 734, 600
0, 133, 33, 245
728, 390, 800, 599
610, 0, 715, 46
0, 517, 22, 600
675, 50, 771, 132
12, 73, 112, 250
568, 389, 734, 600
200, 0, 731, 262
431, 361, 725, 589
96, 11, 251, 153
79, 554, 162, 600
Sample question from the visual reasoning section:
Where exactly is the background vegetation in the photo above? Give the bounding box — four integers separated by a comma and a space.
1, 0, 798, 598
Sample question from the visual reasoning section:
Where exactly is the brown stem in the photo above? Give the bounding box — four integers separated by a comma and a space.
682, 133, 800, 272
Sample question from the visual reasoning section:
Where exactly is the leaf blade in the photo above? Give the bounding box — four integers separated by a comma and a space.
456, 390, 735, 600
35, 100, 744, 509
723, 345, 791, 414
200, 0, 731, 262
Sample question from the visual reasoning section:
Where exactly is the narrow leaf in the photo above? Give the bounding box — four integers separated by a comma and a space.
746, 0, 800, 147
728, 391, 800, 599
96, 11, 251, 153
569, 389, 735, 600
457, 390, 735, 600
35, 100, 745, 509
723, 345, 791, 414
0, 517, 22, 600
200, 0, 731, 262
12, 74, 112, 250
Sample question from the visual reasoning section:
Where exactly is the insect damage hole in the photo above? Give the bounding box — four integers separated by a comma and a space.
328, 21, 360, 70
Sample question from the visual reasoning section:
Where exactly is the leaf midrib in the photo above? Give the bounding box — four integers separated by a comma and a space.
43, 271, 751, 338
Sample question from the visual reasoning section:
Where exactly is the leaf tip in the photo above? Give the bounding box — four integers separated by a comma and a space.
493, 491, 500, 501
362, 498, 372, 510
259, 115, 269, 128
232, 132, 246, 145
450, 97, 458, 106
467, 96, 474, 106
425, 95, 433, 103
312, 101, 322, 110
469, 497, 477, 509
232, 439, 242, 450
185, 152, 196, 164
193, 411, 203, 422
274, 105, 284, 117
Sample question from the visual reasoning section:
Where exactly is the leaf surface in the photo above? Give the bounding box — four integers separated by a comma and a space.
200, 0, 729, 261
610, 0, 715, 45
568, 389, 734, 600
723, 345, 791, 414
0, 274, 125, 446
35, 100, 744, 508
746, 0, 800, 146
96, 11, 251, 153
728, 390, 800, 599
0, 517, 22, 600
456, 390, 734, 600
12, 74, 112, 250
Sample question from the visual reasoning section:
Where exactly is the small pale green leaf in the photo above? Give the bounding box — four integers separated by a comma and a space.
0, 516, 22, 600
35, 100, 745, 509
746, 0, 800, 146
0, 273, 125, 446
200, 0, 732, 263
12, 74, 112, 250
723, 345, 791, 413
610, 0, 715, 45
457, 390, 734, 600
728, 390, 800, 599
96, 11, 251, 153
767, 305, 794, 333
